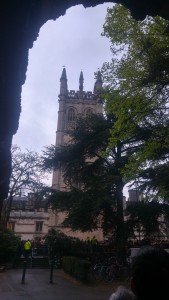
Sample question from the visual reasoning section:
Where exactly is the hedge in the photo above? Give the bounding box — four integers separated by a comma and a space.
62, 256, 91, 283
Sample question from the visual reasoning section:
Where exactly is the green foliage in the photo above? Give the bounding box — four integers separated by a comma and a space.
62, 256, 91, 283
101, 4, 169, 197
0, 228, 20, 263
45, 229, 85, 258
126, 201, 162, 239
62, 256, 77, 275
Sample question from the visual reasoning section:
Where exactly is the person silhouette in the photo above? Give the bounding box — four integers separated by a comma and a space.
131, 246, 169, 300
109, 286, 135, 300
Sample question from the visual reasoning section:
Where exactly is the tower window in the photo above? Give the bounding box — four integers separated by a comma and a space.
68, 108, 75, 121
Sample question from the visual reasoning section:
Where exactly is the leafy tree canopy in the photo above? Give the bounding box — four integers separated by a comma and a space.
101, 4, 169, 198
126, 201, 165, 240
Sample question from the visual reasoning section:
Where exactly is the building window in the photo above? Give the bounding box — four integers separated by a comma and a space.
68, 108, 75, 121
7, 222, 15, 231
36, 221, 43, 232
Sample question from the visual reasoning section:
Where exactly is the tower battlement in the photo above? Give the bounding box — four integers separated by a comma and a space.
59, 90, 95, 100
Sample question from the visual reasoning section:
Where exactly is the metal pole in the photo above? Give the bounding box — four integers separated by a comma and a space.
49, 260, 54, 284
21, 260, 27, 284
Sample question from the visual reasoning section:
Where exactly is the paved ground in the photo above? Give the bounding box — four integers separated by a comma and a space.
0, 268, 116, 300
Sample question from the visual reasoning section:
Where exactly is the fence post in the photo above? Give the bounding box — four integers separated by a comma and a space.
21, 260, 27, 284
49, 259, 54, 284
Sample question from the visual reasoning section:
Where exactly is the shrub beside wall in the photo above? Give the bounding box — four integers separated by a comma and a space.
63, 256, 91, 283
0, 229, 20, 264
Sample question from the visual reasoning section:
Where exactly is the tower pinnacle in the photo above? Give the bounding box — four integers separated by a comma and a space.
94, 70, 102, 93
60, 67, 68, 95
79, 70, 84, 92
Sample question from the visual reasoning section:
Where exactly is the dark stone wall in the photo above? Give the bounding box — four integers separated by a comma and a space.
117, 0, 169, 20
0, 0, 168, 219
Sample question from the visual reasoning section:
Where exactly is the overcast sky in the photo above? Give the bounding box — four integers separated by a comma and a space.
13, 3, 113, 153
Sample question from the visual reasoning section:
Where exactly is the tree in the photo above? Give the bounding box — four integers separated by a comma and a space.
1, 145, 50, 227
43, 113, 144, 259
101, 4, 169, 198
125, 201, 167, 242
0, 228, 20, 263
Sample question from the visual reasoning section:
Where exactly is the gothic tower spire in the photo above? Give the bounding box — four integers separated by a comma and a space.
94, 70, 102, 94
79, 70, 84, 92
60, 67, 68, 95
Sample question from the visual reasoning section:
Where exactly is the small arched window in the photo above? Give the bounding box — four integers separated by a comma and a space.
68, 108, 75, 121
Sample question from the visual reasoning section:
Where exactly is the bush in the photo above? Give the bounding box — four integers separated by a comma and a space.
0, 228, 20, 263
45, 229, 86, 258
62, 256, 77, 275
63, 256, 91, 283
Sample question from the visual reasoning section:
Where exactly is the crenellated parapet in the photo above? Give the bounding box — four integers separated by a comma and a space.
59, 90, 96, 101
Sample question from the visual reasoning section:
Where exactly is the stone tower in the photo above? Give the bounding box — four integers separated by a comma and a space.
49, 68, 103, 240
52, 67, 103, 190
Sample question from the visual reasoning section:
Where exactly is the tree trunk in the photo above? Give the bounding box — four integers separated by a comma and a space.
116, 179, 126, 262
0, 195, 13, 230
